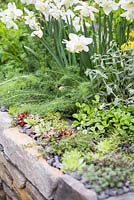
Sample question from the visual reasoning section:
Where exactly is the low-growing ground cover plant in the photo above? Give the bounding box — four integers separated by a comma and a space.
73, 96, 134, 142
12, 96, 134, 198
2, 66, 91, 116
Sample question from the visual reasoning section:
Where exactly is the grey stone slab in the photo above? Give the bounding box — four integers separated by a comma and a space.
26, 181, 47, 200
0, 152, 26, 189
54, 174, 97, 200
0, 189, 6, 198
0, 178, 2, 189
6, 162, 26, 189
0, 112, 12, 131
0, 128, 62, 200
0, 164, 13, 187
3, 183, 14, 198
107, 192, 134, 200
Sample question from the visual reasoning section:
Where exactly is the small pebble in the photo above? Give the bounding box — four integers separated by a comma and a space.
32, 134, 38, 140
44, 153, 53, 160
117, 188, 124, 195
84, 183, 92, 189
129, 186, 134, 192
123, 186, 130, 193
80, 178, 87, 184
103, 189, 110, 198
22, 127, 29, 134
108, 188, 117, 196
18, 127, 26, 133
53, 156, 61, 168
52, 161, 61, 169
25, 128, 32, 135
47, 158, 55, 166
98, 191, 107, 200
71, 171, 81, 181
125, 180, 130, 187
54, 155, 60, 162
66, 171, 72, 176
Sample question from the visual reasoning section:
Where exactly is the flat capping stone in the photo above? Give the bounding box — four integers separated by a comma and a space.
55, 174, 97, 200
0, 111, 12, 130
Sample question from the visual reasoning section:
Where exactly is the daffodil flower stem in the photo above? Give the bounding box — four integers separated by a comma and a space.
98, 10, 102, 54
40, 37, 63, 68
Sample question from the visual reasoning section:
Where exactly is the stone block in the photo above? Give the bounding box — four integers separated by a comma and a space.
0, 178, 2, 189
0, 112, 12, 132
0, 152, 5, 164
0, 189, 6, 199
0, 128, 62, 200
7, 164, 26, 189
13, 182, 32, 200
0, 152, 26, 189
0, 164, 13, 187
107, 192, 134, 200
3, 183, 14, 198
25, 181, 47, 200
6, 196, 12, 200
54, 175, 97, 200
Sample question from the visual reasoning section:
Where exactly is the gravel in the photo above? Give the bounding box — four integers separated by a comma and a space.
70, 171, 81, 181
0, 106, 8, 112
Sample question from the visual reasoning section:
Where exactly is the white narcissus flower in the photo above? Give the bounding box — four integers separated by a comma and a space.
5, 20, 18, 30
120, 0, 134, 20
63, 33, 93, 53
121, 10, 134, 20
0, 3, 22, 30
4, 2, 23, 20
120, 0, 134, 11
0, 13, 18, 29
24, 7, 34, 17
74, 2, 98, 21
49, 6, 63, 20
72, 16, 90, 32
61, 9, 75, 24
20, 0, 27, 3
20, 0, 36, 5
72, 17, 81, 32
94, 0, 102, 4
40, 0, 51, 21
31, 29, 43, 38
100, 0, 119, 15
35, 0, 46, 13
24, 16, 39, 30
60, 0, 79, 8
24, 8, 38, 30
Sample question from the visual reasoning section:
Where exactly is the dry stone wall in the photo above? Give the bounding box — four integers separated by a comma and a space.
0, 112, 97, 200
0, 112, 134, 200
0, 149, 49, 200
